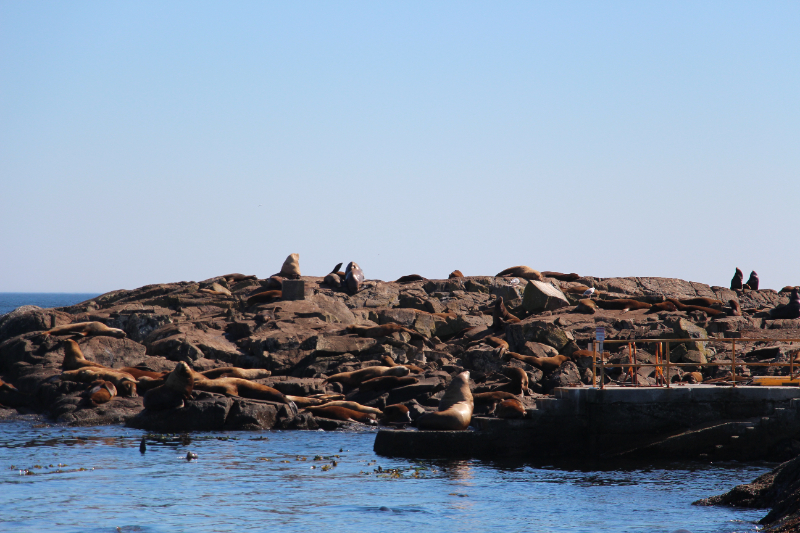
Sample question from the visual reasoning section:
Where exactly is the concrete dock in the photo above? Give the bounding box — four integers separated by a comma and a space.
374, 385, 800, 462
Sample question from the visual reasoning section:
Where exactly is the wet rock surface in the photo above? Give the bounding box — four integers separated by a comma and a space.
1, 272, 799, 433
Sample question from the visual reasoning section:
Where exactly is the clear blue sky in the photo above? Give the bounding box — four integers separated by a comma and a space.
1, 2, 798, 293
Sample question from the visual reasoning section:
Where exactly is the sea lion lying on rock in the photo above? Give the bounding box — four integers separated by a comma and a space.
81, 380, 117, 406
416, 371, 473, 431
199, 282, 232, 296
575, 299, 598, 314
541, 271, 581, 282
143, 362, 194, 410
60, 367, 138, 397
191, 372, 297, 415
507, 352, 568, 372
495, 398, 526, 419
326, 366, 410, 387
667, 299, 726, 317
315, 401, 383, 416
200, 367, 272, 380
595, 299, 651, 311
679, 297, 723, 308
380, 356, 424, 374
44, 322, 126, 338
395, 275, 426, 283
496, 266, 543, 281
449, 270, 464, 278
61, 339, 106, 371
246, 290, 282, 306
304, 406, 377, 425
382, 404, 412, 425
122, 367, 167, 380
647, 301, 678, 313
223, 273, 257, 283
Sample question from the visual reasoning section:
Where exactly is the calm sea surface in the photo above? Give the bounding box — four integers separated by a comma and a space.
0, 293, 101, 316
0, 294, 773, 533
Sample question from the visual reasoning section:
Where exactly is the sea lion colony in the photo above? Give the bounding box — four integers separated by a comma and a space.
0, 255, 798, 431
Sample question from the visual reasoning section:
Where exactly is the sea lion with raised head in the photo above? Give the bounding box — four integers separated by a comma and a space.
769, 288, 800, 319
731, 268, 744, 290
493, 297, 520, 327
416, 371, 473, 431
61, 339, 107, 371
345, 262, 365, 294
499, 367, 529, 395
304, 406, 377, 425
449, 270, 464, 279
44, 322, 126, 339
325, 366, 410, 387
746, 271, 759, 291
143, 361, 194, 410
496, 266, 543, 281
276, 253, 301, 279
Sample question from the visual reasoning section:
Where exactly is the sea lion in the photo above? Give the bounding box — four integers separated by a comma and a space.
473, 391, 518, 404
314, 401, 383, 416
60, 368, 138, 397
246, 290, 282, 306
380, 356, 424, 374
382, 404, 412, 425
780, 286, 799, 293
496, 266, 543, 281
44, 322, 126, 338
224, 273, 257, 283
495, 398, 526, 419
647, 301, 678, 313
467, 335, 509, 357
493, 297, 520, 327
683, 372, 703, 384
326, 365, 410, 387
563, 284, 592, 295
200, 367, 272, 380
395, 275, 426, 283
284, 395, 325, 408
81, 380, 117, 406
263, 276, 283, 290
0, 379, 28, 408
199, 282, 232, 296
323, 273, 342, 289
595, 299, 652, 311
121, 367, 167, 380
304, 406, 377, 425
667, 299, 726, 317
143, 362, 194, 410
575, 299, 598, 314
769, 288, 800, 319
507, 352, 568, 372
746, 271, 759, 291
61, 339, 106, 371
500, 367, 529, 395
449, 270, 464, 279
416, 371, 473, 431
344, 262, 365, 294
731, 268, 744, 290
679, 297, 723, 308
277, 253, 301, 279
728, 299, 742, 317
541, 272, 581, 282
358, 375, 418, 392
346, 324, 431, 346
192, 374, 297, 413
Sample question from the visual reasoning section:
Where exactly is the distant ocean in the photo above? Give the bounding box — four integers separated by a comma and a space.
0, 293, 101, 316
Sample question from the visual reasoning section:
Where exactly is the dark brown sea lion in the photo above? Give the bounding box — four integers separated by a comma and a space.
60, 367, 138, 397
679, 297, 723, 308
200, 367, 272, 380
780, 286, 799, 293
44, 322, 126, 338
731, 268, 744, 290
667, 299, 726, 317
61, 339, 106, 371
382, 404, 412, 425
395, 275, 426, 283
575, 299, 598, 314
769, 288, 800, 319
595, 299, 651, 311
81, 380, 117, 406
473, 391, 518, 404
416, 371, 473, 431
497, 367, 529, 395
324, 273, 342, 289
358, 375, 418, 392
647, 301, 678, 313
143, 362, 194, 410
493, 297, 520, 327
0, 379, 29, 408
746, 271, 759, 291
449, 270, 464, 278
728, 299, 742, 317
304, 406, 377, 425
496, 266, 543, 281
507, 352, 568, 372
541, 272, 581, 282
224, 273, 257, 283
246, 290, 282, 306
495, 398, 526, 419
325, 366, 410, 387
345, 262, 365, 294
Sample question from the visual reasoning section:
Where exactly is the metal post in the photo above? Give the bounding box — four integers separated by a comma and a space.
732, 339, 737, 388
592, 340, 597, 388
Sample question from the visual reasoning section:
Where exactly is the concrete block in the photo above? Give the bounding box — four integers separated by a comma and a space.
282, 279, 305, 301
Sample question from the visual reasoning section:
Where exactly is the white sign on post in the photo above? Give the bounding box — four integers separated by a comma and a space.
595, 326, 605, 354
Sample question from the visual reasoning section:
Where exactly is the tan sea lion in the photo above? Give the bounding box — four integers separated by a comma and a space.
467, 336, 508, 356
315, 401, 383, 416
44, 322, 126, 338
60, 367, 138, 397
382, 404, 412, 425
358, 375, 418, 392
199, 282, 232, 296
277, 253, 301, 279
496, 266, 543, 281
325, 366, 410, 387
192, 374, 297, 414
499, 367, 529, 395
121, 367, 167, 380
143, 361, 194, 410
595, 299, 652, 311
731, 268, 744, 290
575, 299, 598, 314
0, 379, 29, 408
493, 297, 520, 327
541, 272, 581, 282
416, 371, 473, 431
449, 270, 464, 279
200, 367, 272, 380
285, 395, 325, 408
304, 406, 377, 425
246, 290, 282, 306
563, 284, 592, 295
395, 275, 426, 283
81, 380, 117, 406
345, 262, 365, 294
61, 339, 106, 371
380, 356, 424, 373
507, 352, 567, 372
495, 398, 526, 419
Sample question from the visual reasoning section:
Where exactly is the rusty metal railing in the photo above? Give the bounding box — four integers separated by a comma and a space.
590, 338, 800, 389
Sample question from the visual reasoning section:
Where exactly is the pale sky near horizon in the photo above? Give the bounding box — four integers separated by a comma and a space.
1, 2, 798, 293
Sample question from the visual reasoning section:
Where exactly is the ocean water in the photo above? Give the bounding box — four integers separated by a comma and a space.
0, 293, 101, 316
0, 294, 774, 532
